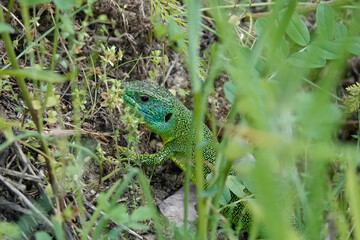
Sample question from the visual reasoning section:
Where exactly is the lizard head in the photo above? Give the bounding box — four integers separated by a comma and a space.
123, 81, 187, 143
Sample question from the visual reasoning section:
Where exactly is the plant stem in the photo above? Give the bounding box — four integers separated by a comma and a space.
186, 0, 209, 238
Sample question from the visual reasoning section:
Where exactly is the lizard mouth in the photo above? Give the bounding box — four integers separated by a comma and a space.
123, 94, 158, 122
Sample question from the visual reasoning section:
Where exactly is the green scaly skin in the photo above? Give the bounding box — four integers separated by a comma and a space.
122, 80, 252, 231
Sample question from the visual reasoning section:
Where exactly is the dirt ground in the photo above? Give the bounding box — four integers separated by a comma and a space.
0, 0, 359, 239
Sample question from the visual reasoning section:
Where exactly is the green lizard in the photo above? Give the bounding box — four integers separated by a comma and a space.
122, 80, 252, 231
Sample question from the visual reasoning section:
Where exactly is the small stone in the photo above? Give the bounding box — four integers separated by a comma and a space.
158, 182, 198, 226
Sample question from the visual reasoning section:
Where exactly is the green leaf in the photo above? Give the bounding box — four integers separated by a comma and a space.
220, 185, 231, 205
130, 206, 153, 221
316, 4, 334, 40
46, 110, 57, 124
51, 216, 65, 240
334, 23, 348, 40
297, 93, 342, 139
278, 37, 290, 57
306, 40, 340, 60
288, 50, 326, 68
46, 95, 60, 107
346, 164, 360, 240
60, 15, 75, 36
224, 81, 235, 104
255, 18, 289, 57
3, 127, 14, 140
0, 69, 67, 84
285, 12, 310, 46
199, 185, 217, 198
54, 0, 76, 10
35, 232, 52, 240
32, 100, 41, 110
226, 175, 245, 198
254, 18, 268, 37
109, 204, 128, 223
168, 17, 186, 50
345, 37, 360, 56
108, 227, 125, 240
126, 222, 150, 230
0, 23, 15, 34
154, 22, 167, 38
234, 155, 256, 193
97, 192, 110, 211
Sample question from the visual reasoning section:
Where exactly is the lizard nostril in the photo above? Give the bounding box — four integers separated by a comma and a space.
164, 113, 172, 122
140, 96, 149, 102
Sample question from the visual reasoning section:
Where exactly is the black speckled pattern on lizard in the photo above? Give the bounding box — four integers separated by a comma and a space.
122, 80, 252, 231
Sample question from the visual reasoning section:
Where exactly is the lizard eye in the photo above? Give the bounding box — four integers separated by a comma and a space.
165, 113, 172, 122
140, 95, 149, 102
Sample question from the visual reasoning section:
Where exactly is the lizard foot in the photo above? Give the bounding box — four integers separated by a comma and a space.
116, 146, 139, 164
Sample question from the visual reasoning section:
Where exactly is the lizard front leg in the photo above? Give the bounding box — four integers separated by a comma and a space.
137, 144, 175, 167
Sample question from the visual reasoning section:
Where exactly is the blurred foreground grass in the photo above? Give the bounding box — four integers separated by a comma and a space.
0, 0, 360, 239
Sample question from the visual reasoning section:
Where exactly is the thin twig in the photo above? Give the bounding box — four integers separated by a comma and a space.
0, 4, 25, 29
12, 141, 37, 176
0, 198, 31, 214
0, 167, 42, 182
13, 140, 49, 196
3, 177, 26, 192
83, 196, 144, 240
164, 54, 179, 85
0, 173, 54, 228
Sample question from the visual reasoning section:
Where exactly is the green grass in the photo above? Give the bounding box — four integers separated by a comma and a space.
0, 0, 360, 239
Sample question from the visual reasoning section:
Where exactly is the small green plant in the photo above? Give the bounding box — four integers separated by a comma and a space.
148, 50, 169, 84
150, 0, 185, 27
178, 88, 190, 103
100, 79, 124, 110
343, 82, 360, 114
0, 77, 11, 96
100, 44, 124, 69
72, 88, 87, 112
120, 106, 144, 151
100, 78, 144, 163
343, 82, 360, 149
